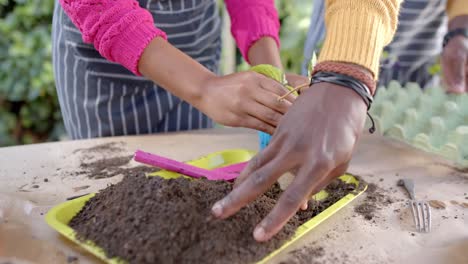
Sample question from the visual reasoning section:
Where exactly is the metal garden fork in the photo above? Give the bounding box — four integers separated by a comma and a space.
401, 178, 432, 233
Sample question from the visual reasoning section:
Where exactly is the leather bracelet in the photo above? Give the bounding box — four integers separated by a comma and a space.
312, 62, 376, 96
311, 71, 376, 134
443, 28, 468, 48
311, 71, 373, 109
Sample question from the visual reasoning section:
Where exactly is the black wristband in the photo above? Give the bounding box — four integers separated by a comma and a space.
311, 71, 373, 110
443, 28, 468, 48
311, 71, 376, 133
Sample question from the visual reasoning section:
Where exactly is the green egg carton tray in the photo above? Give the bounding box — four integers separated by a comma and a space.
368, 81, 468, 168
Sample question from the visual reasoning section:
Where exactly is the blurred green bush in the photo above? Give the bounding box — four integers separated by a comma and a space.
237, 0, 312, 74
276, 0, 312, 73
0, 0, 63, 146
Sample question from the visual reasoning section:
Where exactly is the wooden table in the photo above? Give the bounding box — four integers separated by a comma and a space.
0, 128, 467, 264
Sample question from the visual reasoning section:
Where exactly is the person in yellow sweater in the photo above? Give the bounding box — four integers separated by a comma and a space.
440, 1, 468, 94
211, 0, 403, 241
379, 0, 468, 93
303, 0, 468, 93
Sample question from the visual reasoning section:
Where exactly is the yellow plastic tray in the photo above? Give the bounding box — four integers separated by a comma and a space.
45, 149, 366, 264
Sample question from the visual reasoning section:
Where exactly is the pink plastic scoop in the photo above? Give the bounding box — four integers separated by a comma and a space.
134, 150, 247, 181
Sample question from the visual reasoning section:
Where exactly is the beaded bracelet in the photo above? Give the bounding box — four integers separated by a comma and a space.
312, 62, 376, 96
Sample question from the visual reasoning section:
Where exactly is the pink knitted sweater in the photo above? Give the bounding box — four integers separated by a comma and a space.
59, 0, 280, 75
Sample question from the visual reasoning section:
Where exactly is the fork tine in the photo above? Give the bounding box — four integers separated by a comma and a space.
419, 201, 427, 232
410, 201, 420, 232
425, 202, 432, 232
419, 202, 425, 232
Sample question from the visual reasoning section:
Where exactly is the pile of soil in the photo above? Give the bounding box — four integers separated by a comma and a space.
70, 173, 359, 264
354, 183, 393, 220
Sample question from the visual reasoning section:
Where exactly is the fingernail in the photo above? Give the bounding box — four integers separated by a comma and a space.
254, 226, 266, 241
211, 201, 223, 217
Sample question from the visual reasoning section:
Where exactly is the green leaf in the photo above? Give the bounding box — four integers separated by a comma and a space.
307, 52, 317, 80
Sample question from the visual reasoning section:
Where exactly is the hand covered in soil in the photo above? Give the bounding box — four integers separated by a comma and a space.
442, 15, 468, 94
211, 82, 367, 242
195, 72, 295, 135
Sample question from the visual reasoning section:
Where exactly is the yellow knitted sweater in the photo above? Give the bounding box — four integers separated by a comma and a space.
319, 0, 468, 79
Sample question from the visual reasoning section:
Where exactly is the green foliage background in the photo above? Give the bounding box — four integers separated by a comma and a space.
237, 0, 312, 73
0, 0, 63, 146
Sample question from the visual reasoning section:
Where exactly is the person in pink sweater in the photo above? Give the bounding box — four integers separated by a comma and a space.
53, 0, 302, 140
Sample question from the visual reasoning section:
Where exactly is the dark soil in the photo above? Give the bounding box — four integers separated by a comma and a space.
297, 180, 358, 222
70, 174, 359, 264
354, 183, 392, 220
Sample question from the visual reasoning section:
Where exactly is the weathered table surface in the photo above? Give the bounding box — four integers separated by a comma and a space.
0, 128, 467, 264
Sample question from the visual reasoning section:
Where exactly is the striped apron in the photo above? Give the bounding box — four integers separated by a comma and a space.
52, 0, 221, 139
303, 0, 447, 89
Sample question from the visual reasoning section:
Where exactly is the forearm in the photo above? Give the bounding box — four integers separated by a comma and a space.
138, 38, 215, 106
225, 0, 280, 64
319, 0, 402, 78
247, 37, 282, 69
448, 15, 468, 30
59, 0, 166, 75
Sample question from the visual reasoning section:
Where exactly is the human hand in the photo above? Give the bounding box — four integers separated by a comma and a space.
442, 15, 468, 94
285, 73, 309, 89
211, 82, 367, 242
195, 72, 296, 134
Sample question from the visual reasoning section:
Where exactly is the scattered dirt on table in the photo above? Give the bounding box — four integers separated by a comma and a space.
79, 155, 133, 178
76, 154, 155, 179
280, 245, 325, 264
66, 255, 79, 263
72, 185, 90, 192
434, 162, 468, 173
450, 200, 459, 205
70, 174, 359, 264
460, 202, 468, 208
281, 246, 350, 264
451, 166, 468, 174
428, 200, 446, 209
64, 141, 152, 179
72, 142, 125, 155
354, 183, 392, 221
